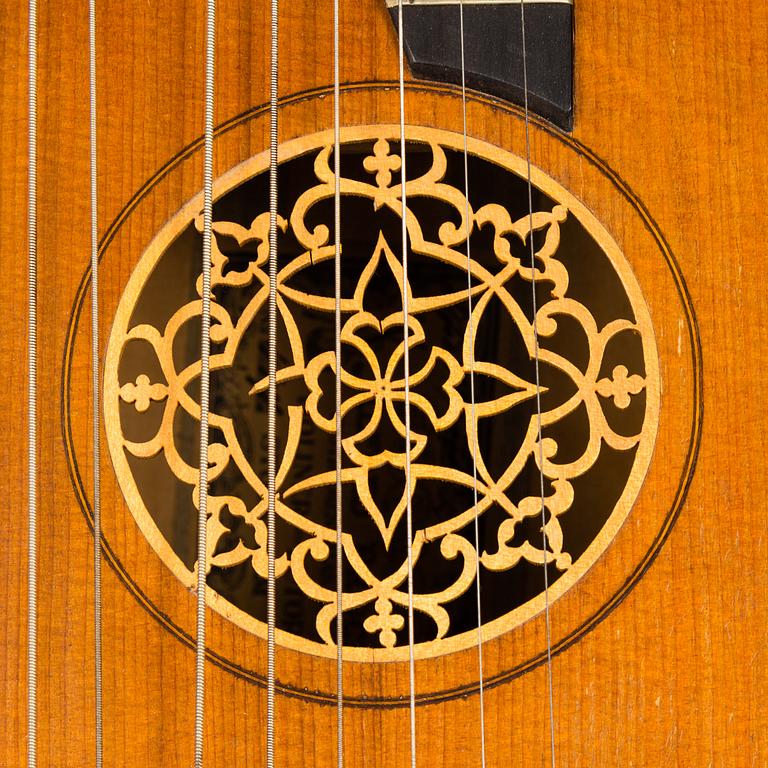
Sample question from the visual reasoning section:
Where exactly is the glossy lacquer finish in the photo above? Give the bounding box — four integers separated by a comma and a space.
0, 0, 765, 766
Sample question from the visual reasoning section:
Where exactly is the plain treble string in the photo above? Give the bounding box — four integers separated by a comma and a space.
333, 0, 344, 766
458, 2, 488, 766
396, 2, 418, 766
88, 0, 103, 764
519, 1, 558, 765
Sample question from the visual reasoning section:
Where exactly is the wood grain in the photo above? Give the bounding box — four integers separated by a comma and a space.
0, 0, 766, 765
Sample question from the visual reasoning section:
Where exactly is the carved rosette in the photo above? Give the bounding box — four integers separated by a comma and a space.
104, 126, 659, 661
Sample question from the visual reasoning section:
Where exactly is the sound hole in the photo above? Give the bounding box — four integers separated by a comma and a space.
106, 128, 658, 660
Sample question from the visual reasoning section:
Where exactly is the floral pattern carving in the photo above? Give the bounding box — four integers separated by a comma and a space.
105, 127, 659, 661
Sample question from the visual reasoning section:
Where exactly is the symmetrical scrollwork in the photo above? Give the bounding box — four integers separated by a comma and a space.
104, 127, 659, 661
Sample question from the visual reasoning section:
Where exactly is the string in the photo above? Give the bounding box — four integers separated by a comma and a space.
396, 2, 417, 766
194, 0, 215, 762
27, 0, 38, 765
266, 0, 279, 763
333, 0, 344, 765
88, 0, 103, 763
519, 2, 556, 765
457, 3, 487, 765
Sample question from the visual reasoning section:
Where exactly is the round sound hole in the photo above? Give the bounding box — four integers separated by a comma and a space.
104, 126, 659, 661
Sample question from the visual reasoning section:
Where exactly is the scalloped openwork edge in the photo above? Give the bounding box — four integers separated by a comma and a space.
103, 125, 660, 662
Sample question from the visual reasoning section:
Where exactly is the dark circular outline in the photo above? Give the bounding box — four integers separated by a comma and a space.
62, 80, 703, 709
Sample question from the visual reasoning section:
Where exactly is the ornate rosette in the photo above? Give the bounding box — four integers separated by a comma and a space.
104, 126, 659, 661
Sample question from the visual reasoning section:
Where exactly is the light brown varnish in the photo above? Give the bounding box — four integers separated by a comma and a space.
0, 0, 765, 766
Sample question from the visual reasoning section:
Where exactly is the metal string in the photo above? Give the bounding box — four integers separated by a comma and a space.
194, 0, 215, 763
457, 4, 486, 766
396, 3, 417, 766
333, 0, 344, 765
519, 2, 556, 765
88, 0, 103, 764
27, 0, 38, 766
266, 0, 279, 763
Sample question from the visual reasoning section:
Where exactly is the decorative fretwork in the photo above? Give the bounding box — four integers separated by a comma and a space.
105, 127, 658, 661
